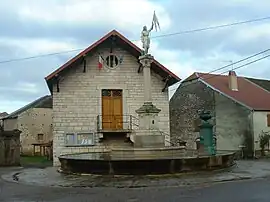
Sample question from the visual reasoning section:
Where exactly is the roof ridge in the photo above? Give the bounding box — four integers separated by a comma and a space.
4, 95, 52, 119
244, 77, 270, 93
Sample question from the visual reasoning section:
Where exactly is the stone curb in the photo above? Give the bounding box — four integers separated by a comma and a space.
0, 166, 264, 189
56, 162, 237, 178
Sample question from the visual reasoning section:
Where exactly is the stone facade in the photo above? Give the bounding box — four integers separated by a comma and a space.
169, 80, 215, 149
52, 47, 170, 166
214, 92, 251, 152
170, 79, 252, 154
3, 108, 53, 155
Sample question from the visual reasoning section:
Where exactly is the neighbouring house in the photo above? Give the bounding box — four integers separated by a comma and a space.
2, 95, 53, 155
170, 71, 270, 157
45, 30, 180, 166
0, 112, 8, 128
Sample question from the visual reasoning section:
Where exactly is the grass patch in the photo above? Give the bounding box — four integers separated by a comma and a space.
20, 155, 53, 168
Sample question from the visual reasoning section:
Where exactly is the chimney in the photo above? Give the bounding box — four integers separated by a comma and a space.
228, 70, 238, 91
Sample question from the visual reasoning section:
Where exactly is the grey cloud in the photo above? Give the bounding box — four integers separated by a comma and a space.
158, 0, 270, 57
0, 49, 64, 102
0, 7, 132, 46
1, 0, 270, 111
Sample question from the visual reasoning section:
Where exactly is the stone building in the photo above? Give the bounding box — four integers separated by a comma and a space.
170, 71, 270, 157
45, 30, 180, 166
2, 95, 53, 155
0, 112, 8, 129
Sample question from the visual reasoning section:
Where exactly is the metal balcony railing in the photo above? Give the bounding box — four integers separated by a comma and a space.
97, 115, 139, 132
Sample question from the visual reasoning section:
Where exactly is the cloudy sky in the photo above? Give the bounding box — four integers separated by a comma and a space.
1, 0, 270, 113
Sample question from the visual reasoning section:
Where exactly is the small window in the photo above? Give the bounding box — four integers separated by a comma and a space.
66, 133, 75, 145
102, 89, 111, 96
105, 54, 119, 68
37, 134, 44, 141
112, 90, 122, 97
77, 133, 94, 145
65, 133, 95, 146
267, 114, 270, 127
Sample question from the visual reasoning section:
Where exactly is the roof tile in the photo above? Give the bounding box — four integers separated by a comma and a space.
197, 72, 270, 111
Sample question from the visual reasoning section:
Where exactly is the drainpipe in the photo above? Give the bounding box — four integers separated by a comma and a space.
250, 110, 255, 158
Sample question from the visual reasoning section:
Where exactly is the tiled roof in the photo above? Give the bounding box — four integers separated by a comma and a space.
188, 72, 270, 111
3, 95, 52, 119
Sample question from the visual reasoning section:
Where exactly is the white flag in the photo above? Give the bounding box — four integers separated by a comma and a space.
152, 11, 160, 31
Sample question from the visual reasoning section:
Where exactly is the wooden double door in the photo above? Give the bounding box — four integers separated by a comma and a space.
102, 89, 123, 130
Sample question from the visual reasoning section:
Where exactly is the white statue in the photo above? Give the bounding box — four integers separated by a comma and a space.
141, 11, 160, 56
141, 23, 154, 55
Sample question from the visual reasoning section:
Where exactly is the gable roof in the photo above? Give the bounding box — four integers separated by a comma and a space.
183, 72, 270, 111
45, 30, 181, 92
3, 95, 52, 120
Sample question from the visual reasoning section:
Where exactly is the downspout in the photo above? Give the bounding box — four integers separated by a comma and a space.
250, 109, 255, 158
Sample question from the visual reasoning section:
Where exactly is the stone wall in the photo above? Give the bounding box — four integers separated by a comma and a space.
0, 129, 21, 166
17, 108, 53, 155
169, 80, 215, 149
3, 108, 53, 155
215, 93, 252, 154
169, 79, 253, 155
52, 47, 170, 166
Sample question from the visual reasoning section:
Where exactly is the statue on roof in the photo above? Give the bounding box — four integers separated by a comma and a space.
141, 11, 160, 56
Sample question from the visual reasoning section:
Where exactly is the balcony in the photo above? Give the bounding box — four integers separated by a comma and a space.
97, 115, 139, 133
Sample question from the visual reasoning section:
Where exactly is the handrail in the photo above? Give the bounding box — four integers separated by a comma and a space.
97, 114, 139, 131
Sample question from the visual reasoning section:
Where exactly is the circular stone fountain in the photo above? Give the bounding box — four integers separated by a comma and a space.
58, 110, 235, 175
58, 148, 235, 175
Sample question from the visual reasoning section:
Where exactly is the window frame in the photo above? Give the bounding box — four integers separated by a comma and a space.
105, 54, 119, 69
37, 133, 44, 141
65, 132, 95, 147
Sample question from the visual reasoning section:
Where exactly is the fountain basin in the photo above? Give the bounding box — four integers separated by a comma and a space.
58, 148, 235, 175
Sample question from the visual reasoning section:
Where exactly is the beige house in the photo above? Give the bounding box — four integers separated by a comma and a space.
170, 71, 270, 157
45, 30, 180, 166
2, 95, 53, 155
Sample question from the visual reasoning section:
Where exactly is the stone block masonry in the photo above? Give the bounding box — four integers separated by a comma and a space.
170, 79, 253, 154
52, 47, 170, 166
169, 80, 215, 149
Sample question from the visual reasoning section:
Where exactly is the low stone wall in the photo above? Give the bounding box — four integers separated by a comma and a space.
0, 129, 21, 166
110, 146, 186, 159
58, 151, 235, 175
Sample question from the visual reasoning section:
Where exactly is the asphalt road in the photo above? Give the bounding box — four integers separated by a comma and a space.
1, 175, 270, 202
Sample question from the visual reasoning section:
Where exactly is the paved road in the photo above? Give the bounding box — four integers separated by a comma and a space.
1, 174, 270, 201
